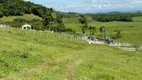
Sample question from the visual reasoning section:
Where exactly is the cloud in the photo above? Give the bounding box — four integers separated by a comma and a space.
91, 0, 142, 10
92, 0, 97, 4
134, 0, 142, 3
30, 0, 142, 13
24, 0, 30, 1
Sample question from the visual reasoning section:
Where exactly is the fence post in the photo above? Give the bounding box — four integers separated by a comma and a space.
26, 31, 27, 35
10, 28, 13, 32
3, 28, 5, 32
32, 32, 34, 36
19, 30, 20, 33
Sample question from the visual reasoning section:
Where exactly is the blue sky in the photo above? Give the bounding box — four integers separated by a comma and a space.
26, 0, 142, 13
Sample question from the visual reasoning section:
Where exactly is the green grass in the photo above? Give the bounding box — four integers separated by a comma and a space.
132, 16, 142, 22
0, 28, 142, 80
63, 17, 142, 45
0, 15, 142, 80
0, 14, 41, 23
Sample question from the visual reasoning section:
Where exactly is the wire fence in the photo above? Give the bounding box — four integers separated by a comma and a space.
0, 27, 86, 44
0, 27, 142, 51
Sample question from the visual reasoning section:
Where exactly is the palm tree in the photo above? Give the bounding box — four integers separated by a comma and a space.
82, 23, 88, 34
88, 26, 96, 36
79, 15, 88, 34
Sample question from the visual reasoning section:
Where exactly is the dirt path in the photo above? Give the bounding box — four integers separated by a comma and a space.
63, 53, 85, 80
64, 59, 83, 80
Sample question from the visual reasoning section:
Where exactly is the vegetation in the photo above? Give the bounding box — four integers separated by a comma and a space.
0, 14, 41, 23
0, 0, 48, 17
78, 15, 88, 34
88, 26, 96, 36
43, 8, 57, 30
112, 30, 123, 39
92, 14, 132, 22
62, 16, 142, 45
0, 27, 142, 80
0, 0, 142, 80
0, 0, 76, 33
87, 12, 142, 22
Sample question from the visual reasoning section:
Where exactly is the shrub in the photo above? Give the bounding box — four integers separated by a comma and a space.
12, 18, 29, 28
65, 28, 73, 33
112, 30, 123, 39
13, 18, 27, 23
0, 11, 3, 18
133, 44, 141, 51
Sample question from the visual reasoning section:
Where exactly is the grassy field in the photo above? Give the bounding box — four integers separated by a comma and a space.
0, 27, 142, 80
1, 14, 142, 45
0, 15, 142, 80
0, 14, 41, 23
63, 17, 142, 45
132, 16, 142, 22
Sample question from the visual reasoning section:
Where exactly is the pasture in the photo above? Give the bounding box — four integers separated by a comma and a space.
63, 17, 142, 45
0, 27, 142, 80
0, 15, 142, 80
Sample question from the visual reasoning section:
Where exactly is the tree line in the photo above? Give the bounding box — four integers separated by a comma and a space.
0, 0, 48, 17
0, 0, 74, 33
87, 12, 142, 22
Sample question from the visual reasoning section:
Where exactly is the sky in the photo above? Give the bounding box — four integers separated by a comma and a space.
26, 0, 142, 13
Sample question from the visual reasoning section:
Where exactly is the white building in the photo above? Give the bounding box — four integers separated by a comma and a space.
22, 24, 31, 30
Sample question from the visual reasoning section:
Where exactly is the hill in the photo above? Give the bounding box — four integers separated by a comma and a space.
0, 27, 142, 80
0, 0, 50, 18
0, 1, 142, 79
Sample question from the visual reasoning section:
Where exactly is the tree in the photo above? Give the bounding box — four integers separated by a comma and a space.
43, 8, 57, 30
56, 15, 63, 24
79, 15, 87, 24
79, 15, 88, 34
88, 26, 96, 36
82, 23, 88, 34
31, 19, 44, 30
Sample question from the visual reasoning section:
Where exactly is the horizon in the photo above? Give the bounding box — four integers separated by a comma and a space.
26, 0, 142, 13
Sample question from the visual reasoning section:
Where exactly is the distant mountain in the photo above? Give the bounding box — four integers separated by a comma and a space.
108, 11, 122, 14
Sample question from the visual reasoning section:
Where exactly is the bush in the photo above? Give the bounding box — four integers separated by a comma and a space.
51, 23, 66, 33
0, 11, 3, 18
31, 18, 41, 23
31, 19, 44, 30
112, 30, 123, 39
65, 28, 73, 33
12, 18, 29, 28
13, 18, 27, 23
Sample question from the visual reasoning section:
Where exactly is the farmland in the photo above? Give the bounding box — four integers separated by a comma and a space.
0, 21, 142, 80
0, 0, 142, 80
0, 12, 142, 80
63, 17, 142, 45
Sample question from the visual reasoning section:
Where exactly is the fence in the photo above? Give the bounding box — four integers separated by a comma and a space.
0, 27, 86, 44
